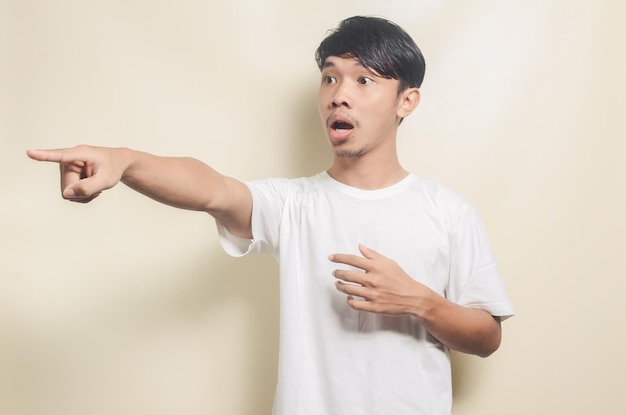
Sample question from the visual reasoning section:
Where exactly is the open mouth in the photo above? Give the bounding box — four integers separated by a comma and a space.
331, 120, 354, 133
328, 114, 355, 142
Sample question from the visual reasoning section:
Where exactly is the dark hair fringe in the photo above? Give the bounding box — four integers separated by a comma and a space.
315, 16, 426, 92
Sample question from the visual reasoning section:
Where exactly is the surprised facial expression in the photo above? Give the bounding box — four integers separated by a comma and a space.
317, 56, 415, 159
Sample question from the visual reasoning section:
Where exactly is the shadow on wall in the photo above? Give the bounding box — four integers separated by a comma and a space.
155, 250, 281, 414
164, 250, 282, 414
4, 231, 281, 415
171, 90, 330, 411
451, 349, 489, 404
288, 85, 332, 177
170, 87, 329, 412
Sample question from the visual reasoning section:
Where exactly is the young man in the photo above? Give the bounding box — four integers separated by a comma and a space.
28, 16, 513, 415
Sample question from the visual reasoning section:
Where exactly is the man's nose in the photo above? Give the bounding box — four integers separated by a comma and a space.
331, 82, 352, 108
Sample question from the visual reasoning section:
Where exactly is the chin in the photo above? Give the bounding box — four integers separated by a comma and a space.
334, 148, 364, 158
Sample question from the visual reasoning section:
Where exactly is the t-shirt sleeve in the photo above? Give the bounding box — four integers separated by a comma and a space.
447, 203, 515, 320
215, 179, 286, 258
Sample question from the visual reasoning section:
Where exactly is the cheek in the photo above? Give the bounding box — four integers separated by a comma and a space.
317, 101, 326, 124
317, 92, 329, 114
364, 98, 399, 123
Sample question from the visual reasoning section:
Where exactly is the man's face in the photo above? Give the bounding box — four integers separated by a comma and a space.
317, 56, 407, 159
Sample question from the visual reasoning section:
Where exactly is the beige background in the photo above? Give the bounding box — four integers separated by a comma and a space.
1, 1, 625, 414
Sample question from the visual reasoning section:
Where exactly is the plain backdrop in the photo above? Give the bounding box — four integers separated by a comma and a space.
1, 1, 625, 414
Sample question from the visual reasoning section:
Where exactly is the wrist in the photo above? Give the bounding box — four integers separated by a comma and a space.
411, 287, 442, 323
118, 147, 140, 184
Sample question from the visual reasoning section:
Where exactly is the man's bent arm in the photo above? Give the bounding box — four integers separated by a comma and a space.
330, 244, 502, 357
412, 294, 502, 357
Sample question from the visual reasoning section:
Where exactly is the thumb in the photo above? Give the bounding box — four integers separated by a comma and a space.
62, 176, 105, 202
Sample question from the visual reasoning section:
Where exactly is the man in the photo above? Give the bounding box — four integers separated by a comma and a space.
28, 16, 513, 415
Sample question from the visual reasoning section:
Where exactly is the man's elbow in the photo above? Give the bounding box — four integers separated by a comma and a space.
477, 317, 502, 358
477, 340, 500, 358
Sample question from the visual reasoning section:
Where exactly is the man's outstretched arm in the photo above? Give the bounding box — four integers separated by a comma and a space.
27, 145, 252, 238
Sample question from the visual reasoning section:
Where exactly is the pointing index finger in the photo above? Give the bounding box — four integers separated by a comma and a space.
27, 149, 72, 163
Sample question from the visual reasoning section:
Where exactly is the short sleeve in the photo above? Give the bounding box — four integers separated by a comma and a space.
446, 204, 514, 320
215, 223, 256, 257
216, 179, 288, 258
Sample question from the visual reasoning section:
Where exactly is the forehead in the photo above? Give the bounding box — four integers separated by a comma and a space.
322, 56, 370, 72
321, 56, 391, 83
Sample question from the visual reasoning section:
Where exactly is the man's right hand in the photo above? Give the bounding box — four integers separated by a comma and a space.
27, 145, 128, 203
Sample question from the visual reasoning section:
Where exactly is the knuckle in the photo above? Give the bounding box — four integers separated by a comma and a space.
367, 290, 381, 302
74, 144, 89, 152
344, 285, 357, 296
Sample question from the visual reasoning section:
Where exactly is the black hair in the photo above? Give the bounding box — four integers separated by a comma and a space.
315, 16, 426, 93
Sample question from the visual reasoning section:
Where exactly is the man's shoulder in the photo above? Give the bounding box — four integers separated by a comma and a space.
247, 173, 324, 189
244, 173, 327, 202
409, 175, 468, 203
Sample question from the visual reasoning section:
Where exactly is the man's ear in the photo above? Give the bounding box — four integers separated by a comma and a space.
397, 88, 421, 119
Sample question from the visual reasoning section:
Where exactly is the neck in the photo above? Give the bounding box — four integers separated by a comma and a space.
327, 152, 408, 190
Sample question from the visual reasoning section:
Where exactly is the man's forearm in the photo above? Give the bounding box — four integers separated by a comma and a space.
414, 292, 502, 357
120, 148, 228, 212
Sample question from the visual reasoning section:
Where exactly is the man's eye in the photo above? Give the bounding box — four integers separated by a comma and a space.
358, 76, 373, 85
323, 76, 336, 84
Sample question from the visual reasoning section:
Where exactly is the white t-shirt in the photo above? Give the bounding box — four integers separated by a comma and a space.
217, 172, 514, 415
